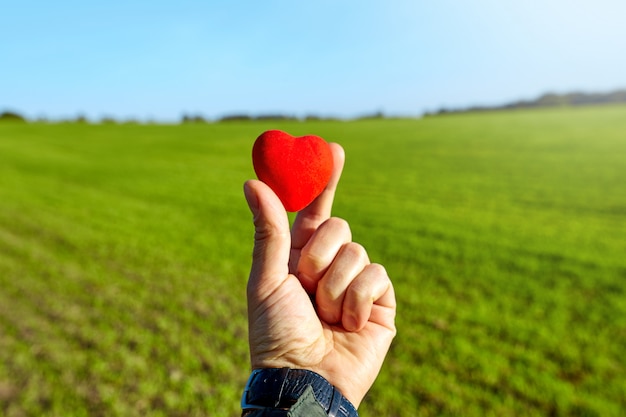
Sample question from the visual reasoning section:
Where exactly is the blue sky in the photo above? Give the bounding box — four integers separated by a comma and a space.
2, 0, 625, 121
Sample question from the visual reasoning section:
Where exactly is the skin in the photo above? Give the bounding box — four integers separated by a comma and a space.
243, 143, 397, 408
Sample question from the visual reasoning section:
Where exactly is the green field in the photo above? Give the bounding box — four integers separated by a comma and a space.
1, 106, 625, 416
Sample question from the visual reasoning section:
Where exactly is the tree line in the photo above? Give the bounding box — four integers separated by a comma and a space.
3, 88, 625, 123
0, 111, 384, 124
425, 88, 626, 116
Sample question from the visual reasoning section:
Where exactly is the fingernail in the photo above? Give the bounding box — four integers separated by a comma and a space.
244, 182, 259, 217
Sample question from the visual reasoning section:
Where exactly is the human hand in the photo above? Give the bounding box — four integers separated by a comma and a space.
243, 143, 396, 408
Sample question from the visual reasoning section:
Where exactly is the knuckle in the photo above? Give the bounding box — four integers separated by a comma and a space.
340, 242, 368, 263
299, 245, 328, 272
323, 217, 351, 236
367, 262, 388, 278
369, 263, 394, 292
319, 277, 340, 300
348, 279, 371, 302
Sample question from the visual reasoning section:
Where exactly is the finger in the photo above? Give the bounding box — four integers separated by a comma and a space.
244, 180, 291, 301
296, 217, 352, 293
291, 143, 345, 251
315, 242, 370, 325
341, 263, 394, 332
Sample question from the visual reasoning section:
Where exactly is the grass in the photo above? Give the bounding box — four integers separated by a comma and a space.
0, 105, 625, 416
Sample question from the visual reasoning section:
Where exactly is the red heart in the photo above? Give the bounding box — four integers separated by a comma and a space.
252, 130, 333, 212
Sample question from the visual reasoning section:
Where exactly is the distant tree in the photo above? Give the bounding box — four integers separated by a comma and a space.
75, 114, 89, 124
0, 111, 27, 122
218, 114, 252, 122
255, 114, 298, 121
536, 93, 568, 107
357, 110, 385, 120
303, 114, 342, 121
607, 90, 626, 103
181, 114, 208, 124
100, 116, 117, 124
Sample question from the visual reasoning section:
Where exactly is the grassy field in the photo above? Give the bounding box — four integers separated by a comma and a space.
0, 106, 625, 416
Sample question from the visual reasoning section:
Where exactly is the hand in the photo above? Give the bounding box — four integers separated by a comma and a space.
243, 143, 396, 407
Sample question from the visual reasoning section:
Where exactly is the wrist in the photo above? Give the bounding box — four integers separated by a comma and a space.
241, 368, 359, 417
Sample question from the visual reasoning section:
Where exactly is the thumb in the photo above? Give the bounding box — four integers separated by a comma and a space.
244, 180, 291, 299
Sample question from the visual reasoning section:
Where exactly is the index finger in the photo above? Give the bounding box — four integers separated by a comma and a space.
290, 142, 345, 250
